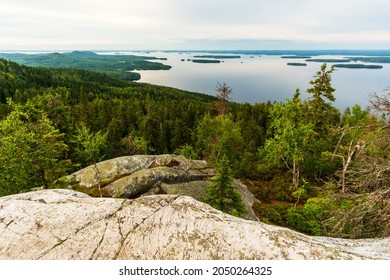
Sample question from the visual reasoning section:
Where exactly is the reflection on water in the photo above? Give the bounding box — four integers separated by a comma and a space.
125, 51, 389, 110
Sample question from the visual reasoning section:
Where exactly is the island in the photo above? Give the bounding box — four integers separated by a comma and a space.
192, 59, 221, 64
193, 55, 241, 59
305, 58, 352, 63
281, 55, 311, 59
347, 57, 390, 63
333, 64, 383, 69
287, 62, 307, 66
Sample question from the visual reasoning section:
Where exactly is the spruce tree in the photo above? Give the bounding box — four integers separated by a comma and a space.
306, 63, 337, 133
204, 155, 247, 217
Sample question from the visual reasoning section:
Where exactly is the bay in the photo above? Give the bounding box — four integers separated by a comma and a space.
122, 51, 390, 110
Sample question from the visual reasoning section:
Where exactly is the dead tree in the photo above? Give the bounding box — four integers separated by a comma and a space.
369, 91, 390, 122
215, 82, 232, 117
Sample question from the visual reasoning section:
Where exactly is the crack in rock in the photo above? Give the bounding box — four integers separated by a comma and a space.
90, 221, 108, 260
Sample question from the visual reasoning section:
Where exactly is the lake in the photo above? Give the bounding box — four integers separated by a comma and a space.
109, 51, 390, 110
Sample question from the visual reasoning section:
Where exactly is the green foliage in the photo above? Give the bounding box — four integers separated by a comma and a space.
252, 202, 284, 224
120, 134, 152, 155
342, 104, 370, 127
195, 114, 244, 175
243, 180, 270, 202
306, 63, 338, 133
204, 155, 247, 217
268, 173, 295, 202
174, 144, 199, 160
260, 91, 314, 189
0, 100, 71, 196
72, 122, 107, 167
285, 197, 335, 235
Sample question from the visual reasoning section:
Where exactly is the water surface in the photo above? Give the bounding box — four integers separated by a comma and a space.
108, 51, 390, 110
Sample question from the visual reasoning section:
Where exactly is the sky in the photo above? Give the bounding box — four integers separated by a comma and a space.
1, 0, 390, 50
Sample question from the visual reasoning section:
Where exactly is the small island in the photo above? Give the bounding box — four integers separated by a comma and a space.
192, 59, 221, 64
193, 55, 241, 59
333, 64, 383, 69
287, 62, 307, 66
282, 55, 311, 59
305, 58, 352, 63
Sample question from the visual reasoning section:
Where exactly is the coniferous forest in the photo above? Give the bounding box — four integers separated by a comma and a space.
0, 57, 389, 239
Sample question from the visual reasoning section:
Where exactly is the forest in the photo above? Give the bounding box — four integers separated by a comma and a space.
0, 51, 171, 81
0, 58, 389, 239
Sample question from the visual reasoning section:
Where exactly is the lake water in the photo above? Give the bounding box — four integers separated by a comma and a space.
108, 51, 390, 110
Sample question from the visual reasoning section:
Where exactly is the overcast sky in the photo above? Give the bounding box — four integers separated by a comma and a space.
1, 0, 390, 50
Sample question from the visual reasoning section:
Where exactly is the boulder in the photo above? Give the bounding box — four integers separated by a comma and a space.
66, 154, 258, 221
67, 155, 213, 195
0, 189, 389, 260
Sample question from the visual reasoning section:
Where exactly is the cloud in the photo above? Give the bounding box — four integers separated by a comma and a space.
1, 0, 390, 50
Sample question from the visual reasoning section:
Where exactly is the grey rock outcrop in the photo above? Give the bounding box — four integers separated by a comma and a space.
66, 154, 258, 220
0, 189, 389, 260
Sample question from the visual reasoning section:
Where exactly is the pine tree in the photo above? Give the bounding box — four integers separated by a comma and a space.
204, 155, 247, 217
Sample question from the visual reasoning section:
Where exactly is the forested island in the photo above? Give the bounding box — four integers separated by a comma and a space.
0, 57, 389, 239
282, 56, 311, 59
287, 62, 307, 66
192, 59, 221, 63
333, 64, 383, 69
193, 55, 241, 59
305, 58, 352, 63
0, 51, 171, 81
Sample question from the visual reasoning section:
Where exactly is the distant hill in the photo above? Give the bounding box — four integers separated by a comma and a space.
0, 51, 171, 81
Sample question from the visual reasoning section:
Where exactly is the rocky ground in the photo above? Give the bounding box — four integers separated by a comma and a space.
1, 189, 389, 260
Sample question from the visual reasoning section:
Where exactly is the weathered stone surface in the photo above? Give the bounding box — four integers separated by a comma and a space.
160, 180, 209, 198
66, 154, 258, 220
104, 166, 209, 198
0, 189, 389, 260
67, 155, 213, 193
69, 155, 157, 188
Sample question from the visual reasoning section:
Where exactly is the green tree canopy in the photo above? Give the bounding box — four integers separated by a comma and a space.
195, 114, 244, 174
306, 63, 338, 133
72, 122, 107, 168
0, 99, 71, 196
260, 90, 315, 189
